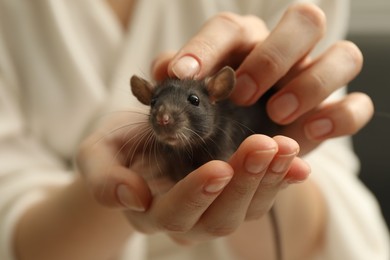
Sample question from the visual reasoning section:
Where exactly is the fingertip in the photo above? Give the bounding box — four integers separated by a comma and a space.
342, 92, 375, 135
116, 184, 148, 212
169, 55, 201, 79
284, 158, 311, 184
272, 135, 300, 154
352, 92, 374, 120
91, 166, 152, 210
288, 2, 326, 33
229, 134, 278, 173
241, 134, 278, 151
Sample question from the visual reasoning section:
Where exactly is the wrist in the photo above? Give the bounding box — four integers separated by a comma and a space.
14, 176, 133, 260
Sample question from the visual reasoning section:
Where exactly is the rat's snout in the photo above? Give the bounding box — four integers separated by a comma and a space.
156, 113, 171, 126
155, 105, 173, 126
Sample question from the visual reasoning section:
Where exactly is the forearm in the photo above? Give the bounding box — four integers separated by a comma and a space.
14, 176, 133, 260
227, 179, 326, 260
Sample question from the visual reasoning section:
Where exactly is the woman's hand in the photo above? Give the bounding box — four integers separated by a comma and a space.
152, 3, 373, 155
77, 112, 310, 242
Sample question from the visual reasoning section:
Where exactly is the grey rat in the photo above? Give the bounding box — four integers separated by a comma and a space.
130, 66, 275, 181
130, 67, 283, 260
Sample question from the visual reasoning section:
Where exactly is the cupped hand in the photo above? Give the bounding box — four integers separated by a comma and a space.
152, 3, 373, 155
127, 135, 310, 243
77, 114, 310, 241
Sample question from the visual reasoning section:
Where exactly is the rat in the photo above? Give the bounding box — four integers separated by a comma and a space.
130, 67, 283, 260
130, 66, 277, 182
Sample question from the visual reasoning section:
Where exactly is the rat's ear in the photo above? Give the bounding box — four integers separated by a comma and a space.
130, 75, 154, 105
206, 66, 236, 102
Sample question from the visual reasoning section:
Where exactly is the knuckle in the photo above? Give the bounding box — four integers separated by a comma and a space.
289, 3, 326, 32
205, 225, 237, 237
91, 185, 113, 207
183, 198, 208, 212
213, 12, 243, 30
245, 208, 268, 221
258, 180, 278, 191
259, 46, 287, 76
232, 181, 258, 197
213, 12, 259, 39
213, 12, 248, 42
159, 221, 190, 233
190, 37, 218, 60
308, 71, 329, 96
155, 216, 190, 233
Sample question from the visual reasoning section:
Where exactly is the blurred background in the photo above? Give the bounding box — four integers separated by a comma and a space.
347, 0, 390, 229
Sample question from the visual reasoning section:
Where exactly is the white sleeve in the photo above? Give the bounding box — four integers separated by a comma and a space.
307, 139, 390, 260
0, 74, 73, 260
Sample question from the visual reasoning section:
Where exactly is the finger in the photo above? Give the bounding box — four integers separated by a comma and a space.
275, 56, 313, 89
165, 12, 268, 79
282, 157, 311, 185
245, 136, 301, 220
77, 133, 152, 211
124, 160, 233, 234
303, 92, 374, 141
193, 135, 278, 238
231, 3, 326, 105
280, 92, 374, 155
267, 41, 364, 124
151, 51, 176, 81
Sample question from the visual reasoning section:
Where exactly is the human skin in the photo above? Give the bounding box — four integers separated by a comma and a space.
14, 2, 373, 260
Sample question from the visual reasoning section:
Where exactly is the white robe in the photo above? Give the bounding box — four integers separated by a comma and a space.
0, 0, 388, 259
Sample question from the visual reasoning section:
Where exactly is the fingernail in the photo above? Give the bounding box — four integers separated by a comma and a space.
171, 56, 200, 79
116, 184, 145, 212
204, 176, 232, 194
286, 179, 306, 184
280, 178, 306, 189
305, 118, 333, 140
234, 74, 258, 104
269, 93, 299, 122
271, 152, 297, 173
244, 149, 276, 174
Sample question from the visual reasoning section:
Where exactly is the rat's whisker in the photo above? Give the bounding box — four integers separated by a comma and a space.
220, 116, 256, 135
91, 121, 148, 148
102, 108, 150, 117
141, 128, 156, 166
126, 125, 152, 167
98, 125, 147, 199
179, 132, 194, 160
183, 127, 214, 160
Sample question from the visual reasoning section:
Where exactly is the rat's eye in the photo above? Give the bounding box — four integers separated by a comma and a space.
187, 94, 200, 106
150, 98, 157, 107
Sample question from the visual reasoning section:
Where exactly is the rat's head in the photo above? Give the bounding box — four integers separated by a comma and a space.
130, 66, 236, 148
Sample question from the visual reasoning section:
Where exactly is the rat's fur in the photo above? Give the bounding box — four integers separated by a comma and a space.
130, 66, 273, 181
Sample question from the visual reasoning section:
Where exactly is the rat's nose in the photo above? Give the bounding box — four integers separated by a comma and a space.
157, 113, 171, 126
